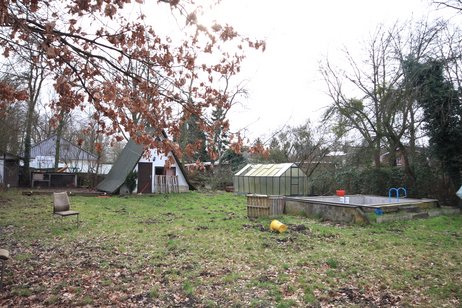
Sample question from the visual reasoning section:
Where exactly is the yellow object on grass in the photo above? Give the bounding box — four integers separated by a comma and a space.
270, 220, 288, 233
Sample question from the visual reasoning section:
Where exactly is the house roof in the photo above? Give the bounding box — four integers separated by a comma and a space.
96, 139, 144, 193
30, 135, 98, 161
235, 163, 300, 177
96, 138, 194, 194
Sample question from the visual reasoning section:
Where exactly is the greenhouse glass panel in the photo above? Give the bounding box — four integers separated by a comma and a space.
285, 175, 291, 195
268, 165, 280, 176
236, 164, 252, 176
261, 176, 268, 195
267, 177, 273, 195
233, 163, 308, 195
295, 178, 301, 195
299, 177, 306, 195
295, 168, 301, 177
250, 176, 258, 194
280, 176, 286, 195
301, 178, 307, 195
243, 176, 249, 193
246, 166, 258, 177
255, 177, 261, 194
255, 167, 267, 177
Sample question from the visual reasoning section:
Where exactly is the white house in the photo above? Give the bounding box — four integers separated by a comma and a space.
135, 149, 189, 193
30, 135, 101, 173
96, 138, 192, 194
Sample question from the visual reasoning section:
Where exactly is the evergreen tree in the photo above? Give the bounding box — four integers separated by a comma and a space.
410, 59, 462, 189
179, 114, 209, 163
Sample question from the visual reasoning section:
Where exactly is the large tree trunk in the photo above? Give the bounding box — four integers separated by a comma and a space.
54, 116, 65, 171
22, 103, 34, 186
409, 107, 416, 161
374, 137, 381, 168
23, 61, 44, 186
397, 142, 416, 188
388, 145, 397, 167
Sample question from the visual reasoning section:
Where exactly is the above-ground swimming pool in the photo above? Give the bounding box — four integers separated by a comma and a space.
284, 195, 440, 224
293, 195, 437, 207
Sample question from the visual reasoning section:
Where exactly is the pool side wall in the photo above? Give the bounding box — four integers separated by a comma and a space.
285, 197, 369, 224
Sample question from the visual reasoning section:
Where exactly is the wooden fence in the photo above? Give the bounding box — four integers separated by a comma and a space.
155, 175, 179, 193
247, 194, 285, 218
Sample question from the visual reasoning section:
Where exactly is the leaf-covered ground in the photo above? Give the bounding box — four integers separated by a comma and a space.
0, 190, 461, 307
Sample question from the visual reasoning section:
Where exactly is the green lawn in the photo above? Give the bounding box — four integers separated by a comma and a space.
0, 190, 461, 307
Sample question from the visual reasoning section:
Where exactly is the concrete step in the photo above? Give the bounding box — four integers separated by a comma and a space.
428, 207, 461, 217
398, 205, 421, 213
376, 206, 460, 223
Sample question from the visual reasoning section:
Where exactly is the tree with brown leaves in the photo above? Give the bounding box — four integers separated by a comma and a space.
0, 0, 264, 158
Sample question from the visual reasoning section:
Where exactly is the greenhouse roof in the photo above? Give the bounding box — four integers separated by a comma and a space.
235, 163, 298, 177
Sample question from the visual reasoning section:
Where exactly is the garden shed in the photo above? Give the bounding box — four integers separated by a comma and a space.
233, 163, 308, 196
0, 151, 21, 187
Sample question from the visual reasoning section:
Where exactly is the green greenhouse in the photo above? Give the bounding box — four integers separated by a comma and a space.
233, 163, 308, 196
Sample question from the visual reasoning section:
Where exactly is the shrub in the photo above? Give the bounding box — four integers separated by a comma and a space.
125, 171, 138, 194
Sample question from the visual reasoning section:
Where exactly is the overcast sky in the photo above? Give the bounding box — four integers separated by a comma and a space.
132, 0, 455, 143
199, 0, 445, 142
